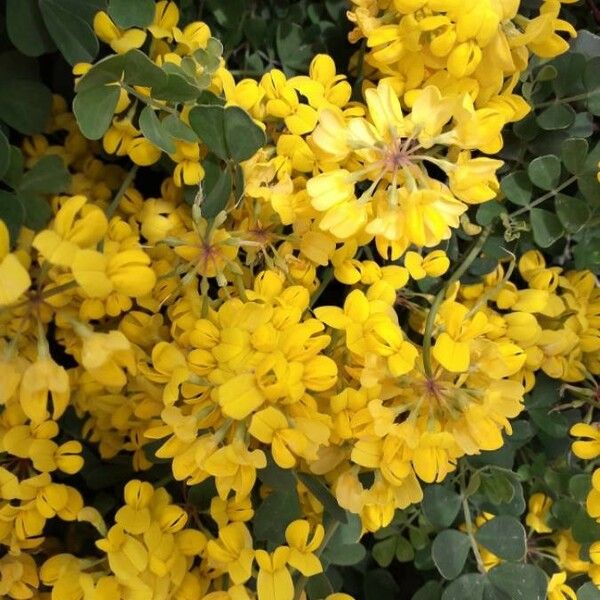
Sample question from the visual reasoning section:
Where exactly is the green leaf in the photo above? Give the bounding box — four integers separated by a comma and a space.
257, 452, 296, 492
395, 536, 415, 562
530, 208, 564, 248
475, 516, 526, 561
39, 0, 99, 65
373, 536, 397, 568
162, 114, 198, 142
578, 582, 600, 600
487, 563, 547, 600
0, 190, 25, 245
73, 84, 121, 140
0, 130, 10, 180
224, 106, 266, 162
561, 138, 589, 175
253, 485, 301, 544
572, 509, 600, 544
364, 569, 400, 600
3, 146, 24, 189
536, 103, 576, 130
19, 191, 52, 231
198, 158, 232, 219
569, 474, 592, 503
138, 107, 176, 154
276, 22, 315, 72
554, 194, 590, 233
476, 201, 506, 226
18, 155, 70, 195
321, 514, 366, 566
153, 73, 202, 102
0, 80, 52, 135
432, 530, 471, 580
6, 0, 56, 57
108, 0, 154, 28
480, 471, 515, 504
412, 581, 443, 600
536, 64, 557, 82
501, 171, 532, 207
584, 58, 600, 116
189, 105, 228, 159
528, 155, 561, 191
306, 574, 334, 600
442, 574, 485, 600
422, 485, 462, 529
296, 472, 348, 524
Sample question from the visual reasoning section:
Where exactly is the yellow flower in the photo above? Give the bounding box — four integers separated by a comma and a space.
93, 11, 146, 54
255, 546, 294, 600
0, 220, 31, 306
570, 423, 600, 460
206, 522, 254, 584
587, 469, 600, 521
149, 1, 180, 40
170, 140, 205, 187
525, 493, 553, 534
284, 519, 324, 576
547, 572, 577, 600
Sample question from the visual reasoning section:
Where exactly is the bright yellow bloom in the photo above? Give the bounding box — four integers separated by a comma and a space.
547, 572, 577, 600
526, 493, 553, 534
93, 11, 146, 54
255, 546, 294, 600
284, 519, 324, 576
570, 423, 600, 460
206, 523, 254, 584
0, 220, 31, 306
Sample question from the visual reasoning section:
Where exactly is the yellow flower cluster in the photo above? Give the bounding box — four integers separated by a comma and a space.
0, 0, 596, 598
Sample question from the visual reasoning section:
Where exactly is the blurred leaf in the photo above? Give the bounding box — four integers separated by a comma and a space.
561, 138, 589, 175
476, 201, 506, 226
554, 193, 590, 233
501, 171, 532, 206
0, 190, 25, 245
475, 516, 526, 561
396, 536, 415, 562
6, 0, 56, 57
373, 536, 397, 568
569, 474, 592, 503
199, 158, 232, 219
571, 30, 600, 59
276, 22, 317, 72
578, 582, 600, 600
0, 80, 52, 135
0, 130, 10, 180
432, 530, 470, 580
364, 569, 400, 600
73, 84, 120, 140
487, 563, 547, 600
19, 191, 52, 231
536, 103, 575, 130
423, 485, 462, 529
39, 0, 99, 65
530, 208, 564, 248
296, 472, 348, 524
3, 146, 24, 188
442, 574, 486, 600
257, 452, 296, 492
306, 574, 334, 600
253, 485, 301, 544
321, 513, 366, 566
108, 0, 154, 27
412, 581, 443, 600
528, 155, 561, 191
18, 155, 70, 194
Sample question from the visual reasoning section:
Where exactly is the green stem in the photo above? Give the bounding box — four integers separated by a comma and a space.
293, 520, 341, 600
310, 267, 334, 308
121, 84, 179, 114
533, 89, 600, 109
422, 225, 493, 378
460, 467, 486, 574
352, 40, 367, 101
40, 280, 79, 299
509, 175, 578, 218
106, 165, 139, 220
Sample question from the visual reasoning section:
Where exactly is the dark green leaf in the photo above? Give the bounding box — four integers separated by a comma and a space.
432, 530, 471, 580
153, 73, 201, 102
162, 114, 198, 142
561, 138, 589, 175
364, 569, 400, 600
306, 574, 334, 600
108, 0, 154, 28
412, 581, 443, 600
321, 513, 365, 566
578, 582, 600, 600
555, 194, 590, 233
199, 159, 232, 219
18, 155, 70, 194
536, 65, 557, 82
480, 471, 515, 504
257, 452, 296, 492
3, 146, 24, 188
121, 50, 167, 87
569, 474, 592, 503
73, 84, 121, 140
0, 80, 52, 135
138, 107, 176, 153
0, 50, 40, 81
296, 472, 348, 524
189, 105, 228, 159
6, 0, 56, 57
501, 171, 532, 207
528, 155, 561, 191
572, 509, 600, 544
373, 537, 397, 568
253, 486, 301, 544
487, 563, 547, 600
536, 103, 576, 130
19, 191, 52, 231
0, 130, 10, 180
0, 190, 25, 245
224, 106, 266, 162
530, 208, 564, 248
571, 30, 600, 59
476, 201, 506, 226
422, 485, 462, 529
39, 0, 99, 65
475, 516, 526, 561
396, 536, 415, 562
442, 574, 485, 600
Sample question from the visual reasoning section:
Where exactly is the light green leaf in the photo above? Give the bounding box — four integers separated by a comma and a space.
554, 193, 590, 233
39, 0, 98, 65
536, 103, 576, 130
189, 105, 228, 159
578, 582, 600, 600
138, 107, 176, 154
432, 530, 471, 580
561, 138, 589, 174
18, 155, 70, 195
475, 516, 526, 561
0, 80, 52, 135
487, 563, 547, 600
530, 208, 564, 247
476, 201, 506, 226
73, 84, 121, 140
528, 155, 561, 191
108, 0, 154, 28
396, 536, 415, 562
6, 0, 56, 57
501, 171, 532, 206
422, 485, 462, 529
442, 574, 485, 600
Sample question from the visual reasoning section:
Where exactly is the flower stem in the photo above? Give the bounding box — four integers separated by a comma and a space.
509, 175, 578, 218
460, 467, 486, 574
